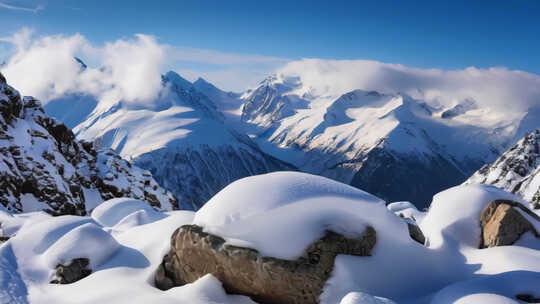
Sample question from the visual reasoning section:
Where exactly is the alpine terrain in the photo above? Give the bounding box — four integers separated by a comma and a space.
45, 69, 294, 210
0, 73, 177, 215
465, 129, 540, 209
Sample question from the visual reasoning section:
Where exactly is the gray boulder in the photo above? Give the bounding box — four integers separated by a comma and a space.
155, 224, 376, 304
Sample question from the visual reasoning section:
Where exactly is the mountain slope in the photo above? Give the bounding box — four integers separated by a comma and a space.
47, 71, 294, 210
240, 75, 524, 208
464, 129, 540, 209
0, 73, 177, 214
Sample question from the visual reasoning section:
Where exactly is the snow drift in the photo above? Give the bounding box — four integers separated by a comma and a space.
0, 172, 537, 304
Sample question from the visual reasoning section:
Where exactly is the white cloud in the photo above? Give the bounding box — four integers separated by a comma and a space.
1, 29, 539, 113
0, 29, 289, 101
0, 30, 167, 106
0, 1, 44, 13
276, 59, 540, 112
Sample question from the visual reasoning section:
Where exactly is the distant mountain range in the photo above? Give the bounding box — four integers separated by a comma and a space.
40, 61, 540, 209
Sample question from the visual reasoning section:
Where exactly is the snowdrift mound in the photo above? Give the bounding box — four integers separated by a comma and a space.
43, 222, 119, 269
91, 198, 166, 227
0, 173, 538, 304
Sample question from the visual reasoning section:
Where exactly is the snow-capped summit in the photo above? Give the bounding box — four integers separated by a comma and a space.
0, 73, 177, 214
193, 77, 243, 112
45, 71, 294, 210
239, 74, 525, 208
241, 74, 309, 127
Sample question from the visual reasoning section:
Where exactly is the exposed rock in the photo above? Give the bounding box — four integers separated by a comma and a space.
479, 200, 540, 248
516, 294, 540, 303
465, 129, 540, 210
50, 258, 92, 284
407, 222, 426, 245
0, 79, 178, 214
156, 224, 376, 304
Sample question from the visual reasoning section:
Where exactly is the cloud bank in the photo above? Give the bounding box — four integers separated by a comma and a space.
1, 29, 539, 113
0, 29, 289, 102
276, 59, 540, 112
0, 29, 167, 106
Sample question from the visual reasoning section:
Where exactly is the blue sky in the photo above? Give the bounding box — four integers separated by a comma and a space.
1, 0, 540, 91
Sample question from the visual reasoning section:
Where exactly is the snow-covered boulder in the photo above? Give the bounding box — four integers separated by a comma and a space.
339, 292, 396, 304
43, 222, 120, 272
0, 73, 177, 214
420, 184, 524, 248
91, 198, 166, 228
156, 172, 396, 303
156, 224, 376, 304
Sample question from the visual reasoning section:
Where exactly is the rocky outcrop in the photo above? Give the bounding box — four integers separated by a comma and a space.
50, 258, 91, 284
155, 224, 376, 304
465, 130, 540, 209
407, 223, 426, 245
516, 294, 540, 303
0, 73, 177, 214
479, 200, 539, 248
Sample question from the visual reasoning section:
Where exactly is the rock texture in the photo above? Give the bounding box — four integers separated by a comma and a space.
465, 130, 540, 209
156, 224, 376, 304
50, 258, 91, 284
479, 200, 540, 248
407, 223, 426, 245
0, 73, 177, 214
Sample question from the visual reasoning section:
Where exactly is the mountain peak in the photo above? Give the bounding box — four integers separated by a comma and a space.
0, 72, 6, 84
163, 71, 193, 90
193, 77, 217, 90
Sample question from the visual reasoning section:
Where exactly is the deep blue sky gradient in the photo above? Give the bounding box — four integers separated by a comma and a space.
1, 0, 539, 73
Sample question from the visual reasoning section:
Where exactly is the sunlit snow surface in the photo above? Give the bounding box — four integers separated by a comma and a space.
0, 172, 538, 304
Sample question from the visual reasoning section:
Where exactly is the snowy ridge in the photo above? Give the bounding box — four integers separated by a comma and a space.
0, 74, 177, 214
0, 172, 538, 303
240, 75, 519, 207
464, 129, 540, 209
46, 71, 294, 210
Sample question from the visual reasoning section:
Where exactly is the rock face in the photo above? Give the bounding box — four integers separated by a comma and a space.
0, 73, 177, 214
465, 130, 540, 209
155, 224, 376, 304
50, 258, 92, 284
479, 200, 540, 248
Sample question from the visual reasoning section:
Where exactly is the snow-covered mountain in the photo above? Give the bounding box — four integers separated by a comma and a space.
0, 73, 177, 215
240, 74, 530, 208
46, 71, 294, 210
465, 129, 540, 209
